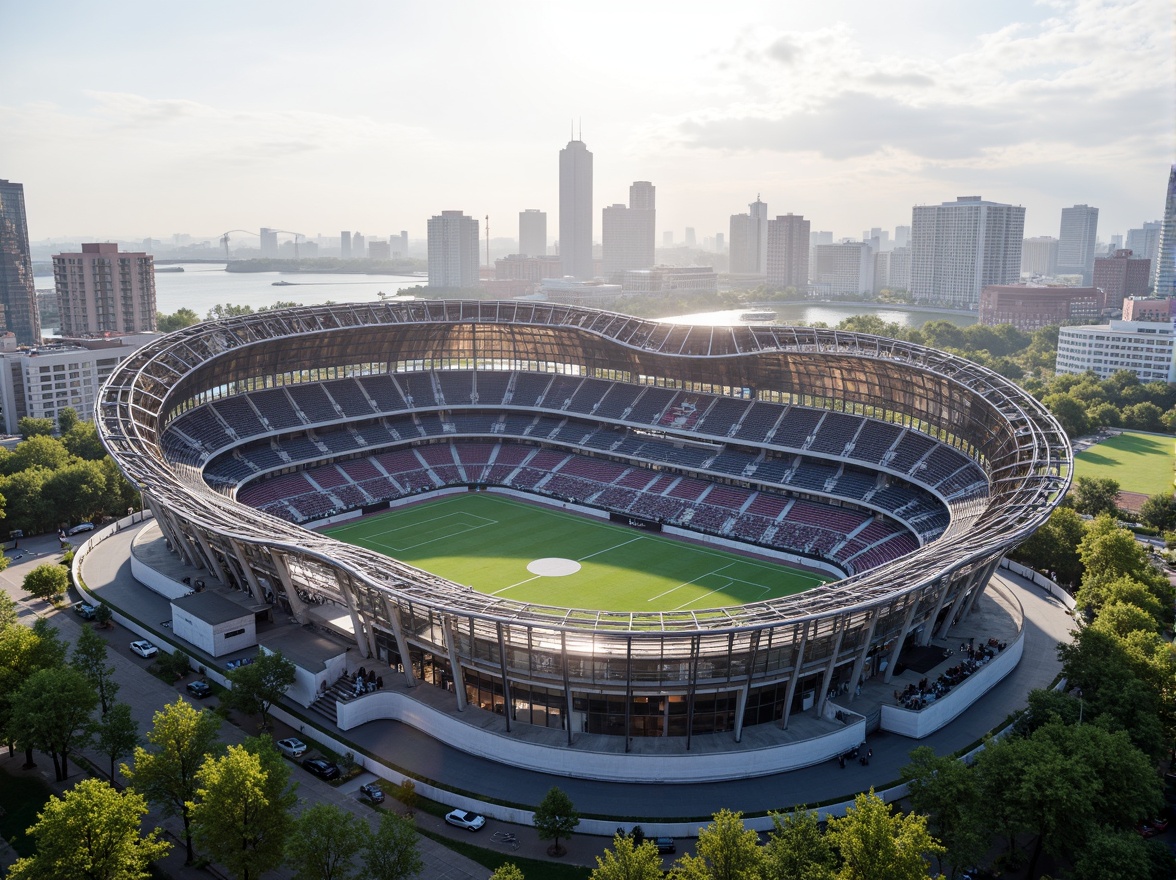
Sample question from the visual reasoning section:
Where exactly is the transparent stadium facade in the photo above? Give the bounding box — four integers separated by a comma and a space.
99, 301, 1069, 745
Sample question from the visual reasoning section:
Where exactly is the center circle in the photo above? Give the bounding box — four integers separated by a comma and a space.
527, 557, 582, 577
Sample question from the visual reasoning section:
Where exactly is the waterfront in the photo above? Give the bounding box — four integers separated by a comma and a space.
663, 302, 977, 329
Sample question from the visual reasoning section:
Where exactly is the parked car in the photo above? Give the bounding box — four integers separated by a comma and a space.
358, 783, 385, 804
444, 809, 486, 831
73, 602, 97, 619
301, 757, 341, 781
186, 680, 212, 699
67, 522, 95, 535
655, 837, 676, 854
276, 737, 308, 759
129, 640, 158, 658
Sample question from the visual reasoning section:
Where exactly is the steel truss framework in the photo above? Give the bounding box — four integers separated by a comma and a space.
98, 301, 1070, 742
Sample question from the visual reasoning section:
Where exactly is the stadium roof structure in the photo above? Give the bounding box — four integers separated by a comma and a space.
98, 300, 1070, 636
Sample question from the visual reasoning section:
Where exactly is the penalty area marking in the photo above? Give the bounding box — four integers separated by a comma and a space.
526, 558, 582, 577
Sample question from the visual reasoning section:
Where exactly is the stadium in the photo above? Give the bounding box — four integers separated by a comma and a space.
97, 300, 1070, 781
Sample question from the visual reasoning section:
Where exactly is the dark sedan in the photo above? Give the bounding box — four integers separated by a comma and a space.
301, 757, 341, 781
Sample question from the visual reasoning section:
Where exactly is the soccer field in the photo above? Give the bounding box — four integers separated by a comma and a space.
323, 493, 828, 612
1073, 431, 1175, 496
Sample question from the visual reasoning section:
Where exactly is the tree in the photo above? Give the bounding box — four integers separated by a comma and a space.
1042, 392, 1090, 439
95, 601, 114, 629
901, 747, 985, 877
1071, 828, 1161, 880
1138, 492, 1176, 532
0, 617, 66, 766
72, 623, 119, 714
823, 790, 945, 880
361, 811, 423, 880
490, 866, 526, 880
10, 664, 98, 780
1, 466, 55, 533
122, 697, 222, 864
591, 833, 664, 880
17, 416, 55, 439
22, 562, 69, 603
533, 785, 580, 857
207, 303, 255, 320
396, 778, 418, 817
10, 433, 72, 473
670, 808, 762, 879
225, 649, 295, 729
61, 421, 109, 461
1071, 476, 1121, 518
189, 738, 296, 880
1010, 505, 1086, 587
56, 406, 80, 434
5, 778, 170, 880
158, 648, 193, 681
761, 808, 835, 880
157, 307, 201, 332
95, 702, 139, 783
0, 590, 16, 629
285, 803, 366, 880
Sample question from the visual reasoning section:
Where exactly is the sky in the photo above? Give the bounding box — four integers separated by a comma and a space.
2, 0, 1173, 245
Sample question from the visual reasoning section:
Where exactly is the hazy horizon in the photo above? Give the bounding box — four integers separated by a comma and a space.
3, 0, 1173, 244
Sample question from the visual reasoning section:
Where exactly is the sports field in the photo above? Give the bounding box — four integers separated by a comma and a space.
1073, 431, 1175, 496
323, 493, 828, 612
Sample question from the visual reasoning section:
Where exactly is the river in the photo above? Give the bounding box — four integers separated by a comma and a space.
662, 302, 976, 329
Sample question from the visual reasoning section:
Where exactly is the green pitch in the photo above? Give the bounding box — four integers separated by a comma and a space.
323, 493, 827, 612
1074, 431, 1175, 496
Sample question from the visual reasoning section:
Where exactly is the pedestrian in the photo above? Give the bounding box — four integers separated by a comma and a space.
867, 747, 873, 760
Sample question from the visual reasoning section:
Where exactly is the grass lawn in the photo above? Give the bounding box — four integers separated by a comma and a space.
1073, 431, 1175, 496
324, 493, 826, 612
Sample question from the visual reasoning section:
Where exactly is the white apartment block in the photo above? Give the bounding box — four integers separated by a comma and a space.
427, 211, 480, 289
1055, 320, 1176, 383
812, 241, 874, 297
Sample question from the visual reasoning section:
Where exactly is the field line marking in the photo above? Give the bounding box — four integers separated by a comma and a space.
578, 536, 645, 562
648, 564, 735, 601
490, 575, 542, 595
673, 581, 734, 611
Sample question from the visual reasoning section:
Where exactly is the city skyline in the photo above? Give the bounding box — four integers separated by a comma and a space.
2, 1, 1172, 244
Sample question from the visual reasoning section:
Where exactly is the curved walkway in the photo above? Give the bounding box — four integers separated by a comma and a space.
78, 519, 1075, 826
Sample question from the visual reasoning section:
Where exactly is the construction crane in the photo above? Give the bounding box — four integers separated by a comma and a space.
271, 229, 305, 260
220, 229, 306, 259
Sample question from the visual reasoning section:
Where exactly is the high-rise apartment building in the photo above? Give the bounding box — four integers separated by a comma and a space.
352, 232, 366, 258
729, 197, 768, 274
601, 182, 655, 279
0, 179, 41, 345
888, 246, 912, 291
427, 211, 479, 289
765, 214, 810, 291
1056, 204, 1099, 283
1155, 165, 1176, 298
1126, 221, 1161, 271
812, 241, 874, 297
1021, 236, 1059, 276
684, 228, 696, 248
340, 231, 352, 260
259, 227, 279, 257
391, 231, 409, 259
519, 209, 547, 257
559, 139, 593, 279
1093, 249, 1151, 310
53, 243, 157, 335
910, 196, 1025, 308
893, 226, 910, 249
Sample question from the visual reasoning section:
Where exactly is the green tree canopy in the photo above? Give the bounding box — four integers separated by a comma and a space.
122, 697, 222, 864
285, 802, 366, 880
760, 808, 835, 880
10, 663, 98, 780
669, 807, 762, 880
157, 307, 201, 332
72, 622, 119, 714
900, 747, 985, 877
824, 790, 945, 880
189, 737, 296, 880
5, 778, 170, 880
361, 811, 423, 880
17, 416, 55, 439
22, 562, 69, 602
591, 833, 666, 880
95, 701, 139, 783
1071, 476, 1121, 517
225, 649, 295, 729
533, 785, 580, 857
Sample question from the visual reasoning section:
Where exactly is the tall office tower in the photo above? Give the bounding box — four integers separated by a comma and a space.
1155, 165, 1176, 298
0, 180, 41, 346
519, 209, 547, 257
715, 233, 724, 251
1126, 221, 1161, 271
53, 243, 157, 335
766, 214, 810, 290
559, 138, 593, 278
685, 228, 696, 248
1022, 236, 1059, 276
729, 196, 768, 274
352, 232, 366, 258
1056, 204, 1099, 283
1093, 249, 1151, 310
427, 211, 480, 289
894, 226, 910, 249
601, 182, 655, 278
259, 227, 279, 257
391, 231, 409, 258
340, 231, 352, 259
910, 196, 1025, 308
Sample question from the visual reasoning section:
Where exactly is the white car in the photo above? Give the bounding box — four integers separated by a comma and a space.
67, 522, 95, 535
276, 737, 307, 759
129, 640, 158, 658
444, 809, 486, 832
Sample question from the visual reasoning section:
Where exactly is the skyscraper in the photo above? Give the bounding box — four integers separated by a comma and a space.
601, 182, 655, 279
1155, 165, 1176, 298
0, 179, 41, 345
1021, 236, 1059, 276
53, 243, 157, 335
766, 214, 810, 291
729, 197, 768, 274
559, 139, 593, 279
1056, 204, 1099, 283
519, 209, 547, 257
1125, 220, 1161, 271
340, 231, 352, 260
910, 196, 1025, 308
259, 227, 279, 257
427, 211, 479, 289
